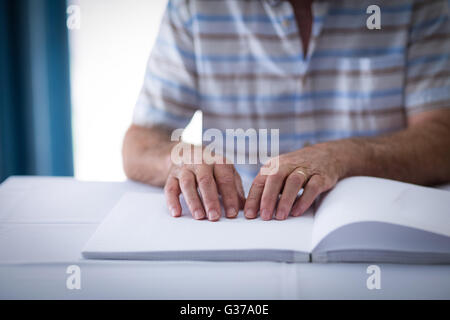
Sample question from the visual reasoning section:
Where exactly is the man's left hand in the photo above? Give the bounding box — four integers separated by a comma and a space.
244, 142, 348, 220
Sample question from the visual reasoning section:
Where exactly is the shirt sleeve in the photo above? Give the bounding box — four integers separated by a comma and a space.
405, 0, 450, 116
133, 0, 198, 129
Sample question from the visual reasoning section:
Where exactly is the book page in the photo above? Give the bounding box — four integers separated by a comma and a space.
311, 177, 450, 250
83, 192, 314, 259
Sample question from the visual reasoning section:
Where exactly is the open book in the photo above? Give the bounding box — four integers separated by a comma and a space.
82, 177, 450, 264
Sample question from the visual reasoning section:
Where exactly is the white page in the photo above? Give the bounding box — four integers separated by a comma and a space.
83, 192, 314, 258
311, 177, 450, 250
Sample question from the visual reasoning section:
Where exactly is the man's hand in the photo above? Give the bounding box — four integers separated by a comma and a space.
164, 146, 245, 221
125, 110, 450, 222
244, 109, 450, 221
244, 143, 346, 221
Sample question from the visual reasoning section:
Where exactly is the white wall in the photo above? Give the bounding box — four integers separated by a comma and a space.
68, 0, 168, 181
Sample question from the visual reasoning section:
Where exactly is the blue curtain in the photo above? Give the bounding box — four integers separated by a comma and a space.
0, 0, 74, 182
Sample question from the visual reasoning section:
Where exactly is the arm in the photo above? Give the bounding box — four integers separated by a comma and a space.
244, 108, 450, 221
123, 124, 245, 221
122, 124, 176, 187
245, 0, 450, 221
124, 1, 244, 221
340, 109, 450, 186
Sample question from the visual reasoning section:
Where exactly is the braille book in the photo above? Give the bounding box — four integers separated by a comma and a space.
83, 177, 450, 264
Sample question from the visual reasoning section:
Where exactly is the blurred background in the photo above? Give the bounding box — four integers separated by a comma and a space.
0, 0, 175, 183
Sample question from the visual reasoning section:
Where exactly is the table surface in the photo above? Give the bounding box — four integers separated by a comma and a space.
0, 176, 449, 300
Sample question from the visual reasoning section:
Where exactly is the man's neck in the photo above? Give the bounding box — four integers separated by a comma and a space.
288, 0, 314, 58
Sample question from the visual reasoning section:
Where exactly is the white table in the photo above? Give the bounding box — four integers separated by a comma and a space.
0, 176, 449, 300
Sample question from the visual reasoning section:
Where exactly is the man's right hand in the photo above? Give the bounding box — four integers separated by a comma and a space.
164, 146, 245, 221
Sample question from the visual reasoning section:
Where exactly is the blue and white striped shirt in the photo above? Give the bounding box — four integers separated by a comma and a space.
134, 0, 450, 178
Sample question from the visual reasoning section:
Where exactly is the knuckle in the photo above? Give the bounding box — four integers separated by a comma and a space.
246, 193, 260, 202
269, 170, 285, 181
222, 191, 239, 204
252, 176, 266, 189
194, 163, 211, 174
199, 187, 218, 202
288, 172, 304, 185
179, 163, 192, 172
185, 194, 200, 205
246, 195, 259, 205
168, 166, 181, 178
223, 195, 239, 208
164, 184, 179, 194
179, 167, 192, 178
197, 174, 214, 186
217, 173, 235, 185
179, 177, 194, 190
261, 197, 277, 209
308, 178, 324, 194
277, 203, 290, 214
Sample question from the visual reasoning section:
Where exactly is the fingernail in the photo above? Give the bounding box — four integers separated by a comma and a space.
194, 210, 203, 220
208, 210, 220, 221
275, 211, 286, 220
245, 209, 255, 219
227, 208, 237, 218
170, 207, 176, 217
261, 210, 272, 221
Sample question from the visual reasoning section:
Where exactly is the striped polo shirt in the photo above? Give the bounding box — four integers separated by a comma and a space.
133, 0, 450, 179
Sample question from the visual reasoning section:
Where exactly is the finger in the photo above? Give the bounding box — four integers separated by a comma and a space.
275, 170, 307, 220
195, 165, 222, 221
179, 169, 206, 220
164, 176, 182, 217
234, 169, 246, 210
214, 165, 239, 218
244, 174, 267, 219
259, 171, 287, 221
291, 175, 326, 217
